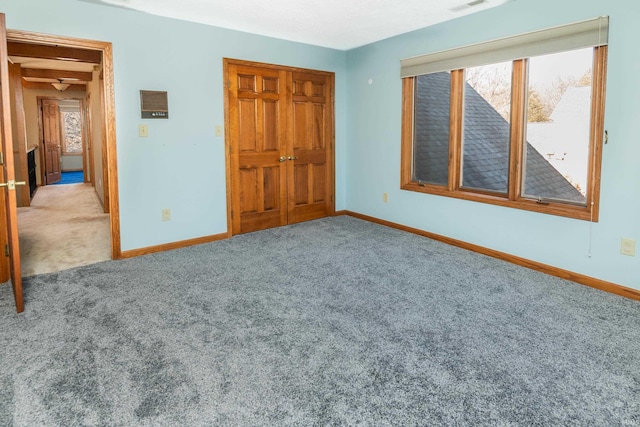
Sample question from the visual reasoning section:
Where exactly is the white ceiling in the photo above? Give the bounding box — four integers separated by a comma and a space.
85, 0, 511, 50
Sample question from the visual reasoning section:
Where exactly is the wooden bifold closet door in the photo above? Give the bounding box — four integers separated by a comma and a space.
225, 59, 335, 235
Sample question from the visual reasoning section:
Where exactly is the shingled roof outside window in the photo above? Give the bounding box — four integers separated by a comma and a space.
413, 71, 586, 204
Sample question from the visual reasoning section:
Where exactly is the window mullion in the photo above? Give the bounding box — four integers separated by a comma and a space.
508, 59, 527, 201
400, 77, 415, 188
449, 69, 464, 192
586, 46, 608, 222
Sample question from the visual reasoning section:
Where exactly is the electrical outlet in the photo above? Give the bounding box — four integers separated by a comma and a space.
161, 208, 171, 222
383, 192, 389, 203
620, 238, 635, 256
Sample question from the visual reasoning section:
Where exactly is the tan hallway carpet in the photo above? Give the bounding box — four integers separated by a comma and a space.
17, 183, 111, 277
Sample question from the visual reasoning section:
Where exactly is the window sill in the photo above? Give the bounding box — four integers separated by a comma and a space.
401, 181, 596, 222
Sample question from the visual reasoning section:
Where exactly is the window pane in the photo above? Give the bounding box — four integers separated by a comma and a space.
413, 72, 450, 186
523, 48, 591, 205
462, 62, 512, 194
61, 111, 83, 154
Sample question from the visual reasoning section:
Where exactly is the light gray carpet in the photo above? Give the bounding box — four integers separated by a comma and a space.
0, 216, 638, 426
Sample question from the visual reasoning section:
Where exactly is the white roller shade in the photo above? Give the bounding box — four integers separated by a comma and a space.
401, 16, 609, 78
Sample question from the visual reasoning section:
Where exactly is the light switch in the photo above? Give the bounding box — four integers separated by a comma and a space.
215, 125, 223, 137
139, 124, 149, 137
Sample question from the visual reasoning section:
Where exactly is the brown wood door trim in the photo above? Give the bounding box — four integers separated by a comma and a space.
224, 58, 336, 236
79, 98, 89, 183
7, 29, 121, 259
8, 61, 30, 207
37, 96, 87, 186
224, 58, 336, 77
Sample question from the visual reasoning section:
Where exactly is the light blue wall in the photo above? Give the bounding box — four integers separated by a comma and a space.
345, 0, 640, 288
3, 0, 638, 289
1, 0, 347, 251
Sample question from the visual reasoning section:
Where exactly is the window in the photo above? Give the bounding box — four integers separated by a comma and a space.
413, 71, 451, 186
60, 103, 83, 155
400, 17, 608, 221
523, 48, 593, 205
462, 61, 512, 194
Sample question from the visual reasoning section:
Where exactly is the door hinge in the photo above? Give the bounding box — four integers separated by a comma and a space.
225, 80, 231, 89
0, 152, 3, 165
4, 245, 8, 257
230, 210, 234, 219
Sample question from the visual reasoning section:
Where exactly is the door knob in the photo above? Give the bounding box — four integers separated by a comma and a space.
279, 156, 286, 162
0, 180, 26, 190
288, 156, 298, 160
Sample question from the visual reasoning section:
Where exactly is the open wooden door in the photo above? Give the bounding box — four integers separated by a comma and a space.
41, 98, 62, 185
0, 14, 24, 313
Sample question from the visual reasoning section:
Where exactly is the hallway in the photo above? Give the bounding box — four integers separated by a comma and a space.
17, 184, 111, 277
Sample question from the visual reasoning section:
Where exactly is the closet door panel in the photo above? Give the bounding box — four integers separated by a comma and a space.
288, 71, 334, 224
229, 64, 288, 234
